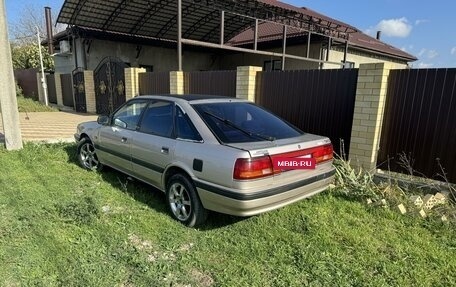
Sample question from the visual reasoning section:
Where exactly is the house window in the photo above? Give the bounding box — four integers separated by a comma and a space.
342, 61, 355, 69
263, 60, 282, 71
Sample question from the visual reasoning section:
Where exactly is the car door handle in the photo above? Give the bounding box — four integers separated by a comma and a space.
161, 147, 169, 154
121, 137, 128, 143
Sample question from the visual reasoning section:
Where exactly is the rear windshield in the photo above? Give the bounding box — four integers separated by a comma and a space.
192, 102, 303, 143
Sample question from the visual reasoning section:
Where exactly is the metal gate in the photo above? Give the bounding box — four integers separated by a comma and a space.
72, 68, 87, 112
94, 57, 129, 114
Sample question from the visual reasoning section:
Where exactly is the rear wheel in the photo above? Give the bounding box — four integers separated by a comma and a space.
77, 137, 103, 171
166, 174, 207, 227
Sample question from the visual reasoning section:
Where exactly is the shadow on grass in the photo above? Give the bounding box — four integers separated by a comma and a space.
63, 143, 244, 230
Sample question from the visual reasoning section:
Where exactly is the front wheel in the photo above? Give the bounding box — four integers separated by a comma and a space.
166, 174, 207, 227
77, 137, 103, 171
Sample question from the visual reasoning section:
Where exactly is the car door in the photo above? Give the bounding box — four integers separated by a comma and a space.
131, 100, 176, 188
97, 99, 149, 173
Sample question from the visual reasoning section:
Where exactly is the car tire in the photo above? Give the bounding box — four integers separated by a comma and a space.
166, 174, 207, 227
77, 137, 103, 171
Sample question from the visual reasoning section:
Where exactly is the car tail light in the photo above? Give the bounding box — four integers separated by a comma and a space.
233, 156, 275, 180
312, 144, 333, 164
233, 144, 333, 180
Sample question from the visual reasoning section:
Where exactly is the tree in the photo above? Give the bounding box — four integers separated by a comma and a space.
9, 3, 65, 45
11, 42, 54, 70
8, 3, 66, 71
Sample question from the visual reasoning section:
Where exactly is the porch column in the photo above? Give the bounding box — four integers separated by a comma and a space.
125, 67, 146, 99
170, 71, 184, 95
83, 70, 96, 113
236, 66, 262, 102
349, 63, 395, 171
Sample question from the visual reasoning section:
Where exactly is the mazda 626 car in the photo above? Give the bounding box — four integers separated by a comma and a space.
75, 95, 335, 227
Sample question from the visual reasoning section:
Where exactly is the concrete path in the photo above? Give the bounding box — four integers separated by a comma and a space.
0, 111, 98, 143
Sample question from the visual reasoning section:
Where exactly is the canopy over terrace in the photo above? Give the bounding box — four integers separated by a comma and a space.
57, 0, 358, 70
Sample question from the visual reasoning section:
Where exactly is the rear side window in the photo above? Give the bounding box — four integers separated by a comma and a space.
138, 101, 174, 138
176, 107, 202, 141
192, 102, 302, 143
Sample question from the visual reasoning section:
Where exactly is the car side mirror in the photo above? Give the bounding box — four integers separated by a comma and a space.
97, 115, 110, 125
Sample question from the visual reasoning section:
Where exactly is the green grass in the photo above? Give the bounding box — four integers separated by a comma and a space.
0, 143, 455, 286
16, 96, 58, 112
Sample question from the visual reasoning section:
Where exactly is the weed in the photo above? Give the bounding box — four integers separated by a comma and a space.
56, 196, 100, 225
16, 96, 58, 112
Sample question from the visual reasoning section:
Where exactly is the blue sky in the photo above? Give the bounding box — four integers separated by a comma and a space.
5, 0, 456, 68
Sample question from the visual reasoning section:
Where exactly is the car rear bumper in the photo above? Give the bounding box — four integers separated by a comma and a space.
195, 168, 335, 216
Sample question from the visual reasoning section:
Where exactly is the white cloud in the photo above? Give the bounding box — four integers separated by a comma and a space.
367, 17, 412, 38
415, 62, 434, 68
427, 50, 438, 59
417, 49, 439, 59
401, 45, 415, 52
418, 48, 426, 57
415, 19, 429, 25
451, 47, 456, 55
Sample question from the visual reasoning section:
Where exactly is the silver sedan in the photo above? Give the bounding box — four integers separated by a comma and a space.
75, 95, 335, 227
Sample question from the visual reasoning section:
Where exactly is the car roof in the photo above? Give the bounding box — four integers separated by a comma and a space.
134, 94, 248, 104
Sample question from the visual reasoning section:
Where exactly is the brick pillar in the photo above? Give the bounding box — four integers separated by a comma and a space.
125, 67, 146, 99
83, 70, 96, 113
54, 73, 63, 106
349, 63, 395, 171
236, 66, 262, 102
170, 71, 184, 95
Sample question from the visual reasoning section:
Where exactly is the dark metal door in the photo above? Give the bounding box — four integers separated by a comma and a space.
94, 57, 129, 114
72, 68, 87, 112
46, 74, 57, 104
60, 74, 74, 107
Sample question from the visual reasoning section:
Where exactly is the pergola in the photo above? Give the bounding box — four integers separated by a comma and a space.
57, 0, 358, 70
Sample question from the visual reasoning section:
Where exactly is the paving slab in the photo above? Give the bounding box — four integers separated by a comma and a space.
0, 111, 98, 143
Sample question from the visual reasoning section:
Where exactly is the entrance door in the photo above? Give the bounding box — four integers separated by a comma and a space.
94, 57, 129, 115
72, 68, 87, 112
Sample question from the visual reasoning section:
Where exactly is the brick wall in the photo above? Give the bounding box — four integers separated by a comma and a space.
125, 67, 146, 99
84, 71, 96, 113
236, 66, 262, 102
170, 71, 184, 95
349, 63, 395, 171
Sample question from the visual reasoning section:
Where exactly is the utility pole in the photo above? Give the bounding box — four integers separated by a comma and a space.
0, 0, 23, 150
36, 26, 48, 106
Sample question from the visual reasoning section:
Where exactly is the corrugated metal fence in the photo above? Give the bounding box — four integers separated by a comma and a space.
184, 70, 236, 97
378, 68, 456, 182
256, 69, 359, 157
139, 72, 170, 95
14, 68, 39, 99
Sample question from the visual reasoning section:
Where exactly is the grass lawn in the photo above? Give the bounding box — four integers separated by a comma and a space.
0, 143, 455, 286
16, 96, 58, 112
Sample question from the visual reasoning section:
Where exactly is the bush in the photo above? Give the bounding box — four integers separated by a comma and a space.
16, 83, 24, 98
